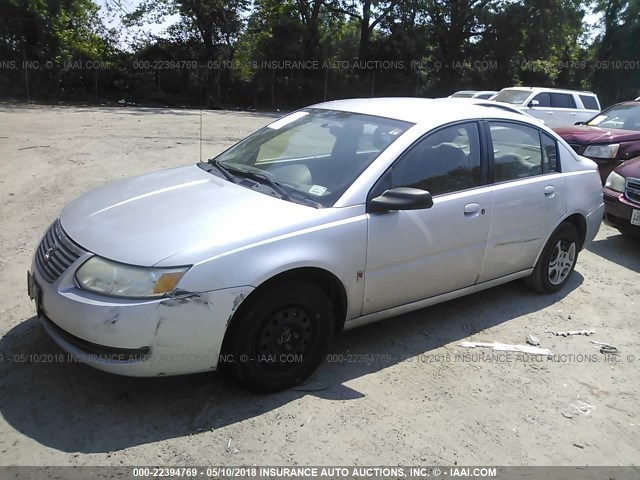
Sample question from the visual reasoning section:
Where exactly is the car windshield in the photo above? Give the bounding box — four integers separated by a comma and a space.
493, 89, 531, 105
208, 108, 412, 207
587, 104, 640, 131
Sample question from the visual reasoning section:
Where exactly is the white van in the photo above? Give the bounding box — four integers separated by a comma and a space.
493, 87, 601, 127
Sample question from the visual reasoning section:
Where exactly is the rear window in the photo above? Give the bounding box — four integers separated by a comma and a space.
579, 95, 600, 110
541, 132, 560, 173
550, 93, 576, 109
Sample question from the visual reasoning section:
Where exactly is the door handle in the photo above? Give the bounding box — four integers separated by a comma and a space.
464, 203, 480, 215
544, 185, 555, 197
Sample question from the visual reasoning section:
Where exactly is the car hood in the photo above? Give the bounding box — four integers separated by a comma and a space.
554, 125, 640, 144
615, 157, 640, 177
60, 165, 327, 266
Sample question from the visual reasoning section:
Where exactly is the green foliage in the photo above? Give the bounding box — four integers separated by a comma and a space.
1, 0, 639, 105
0, 0, 110, 61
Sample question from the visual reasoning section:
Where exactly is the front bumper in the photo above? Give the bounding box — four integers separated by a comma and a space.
603, 187, 640, 235
30, 255, 253, 377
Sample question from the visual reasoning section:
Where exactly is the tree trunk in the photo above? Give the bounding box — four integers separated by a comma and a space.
358, 0, 372, 60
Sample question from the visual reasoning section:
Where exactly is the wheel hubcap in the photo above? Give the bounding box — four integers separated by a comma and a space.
548, 240, 576, 285
256, 306, 314, 369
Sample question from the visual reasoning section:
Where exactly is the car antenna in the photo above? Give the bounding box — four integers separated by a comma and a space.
199, 107, 203, 162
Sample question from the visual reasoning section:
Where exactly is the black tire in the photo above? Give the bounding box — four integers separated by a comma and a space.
525, 222, 579, 294
221, 280, 335, 392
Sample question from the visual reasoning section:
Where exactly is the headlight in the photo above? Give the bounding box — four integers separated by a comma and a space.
583, 143, 620, 159
75, 257, 189, 298
605, 171, 626, 193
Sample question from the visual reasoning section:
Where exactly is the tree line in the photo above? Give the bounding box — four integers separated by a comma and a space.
0, 0, 638, 108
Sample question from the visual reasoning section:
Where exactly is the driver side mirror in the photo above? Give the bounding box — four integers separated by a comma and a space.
369, 187, 434, 213
528, 99, 540, 108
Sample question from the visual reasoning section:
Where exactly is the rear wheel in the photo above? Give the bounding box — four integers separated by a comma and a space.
221, 281, 334, 392
526, 222, 579, 294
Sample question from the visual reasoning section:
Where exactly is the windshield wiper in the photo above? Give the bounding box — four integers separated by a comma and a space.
242, 171, 293, 202
207, 159, 237, 183
215, 163, 293, 202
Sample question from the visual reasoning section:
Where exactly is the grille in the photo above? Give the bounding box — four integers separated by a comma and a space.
35, 220, 86, 283
625, 177, 640, 205
568, 143, 583, 154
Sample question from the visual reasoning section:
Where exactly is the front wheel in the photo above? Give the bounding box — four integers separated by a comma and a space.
526, 222, 579, 294
221, 281, 335, 392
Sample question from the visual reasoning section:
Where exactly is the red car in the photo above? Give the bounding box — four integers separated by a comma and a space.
603, 158, 640, 236
555, 101, 640, 184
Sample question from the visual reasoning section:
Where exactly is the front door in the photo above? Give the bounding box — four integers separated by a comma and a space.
363, 122, 492, 315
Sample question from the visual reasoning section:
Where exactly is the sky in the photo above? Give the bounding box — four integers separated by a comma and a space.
96, 0, 180, 47
95, 0, 603, 49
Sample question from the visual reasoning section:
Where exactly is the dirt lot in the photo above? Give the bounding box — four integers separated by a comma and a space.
0, 104, 638, 467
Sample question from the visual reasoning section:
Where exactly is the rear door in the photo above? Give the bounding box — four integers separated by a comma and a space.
577, 94, 601, 122
478, 121, 566, 283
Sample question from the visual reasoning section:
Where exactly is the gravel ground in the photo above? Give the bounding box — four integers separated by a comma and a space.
0, 104, 638, 467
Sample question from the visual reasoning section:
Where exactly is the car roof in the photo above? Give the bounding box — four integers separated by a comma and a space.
499, 86, 597, 96
311, 97, 537, 125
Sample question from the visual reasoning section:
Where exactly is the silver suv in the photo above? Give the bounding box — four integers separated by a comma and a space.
493, 87, 601, 127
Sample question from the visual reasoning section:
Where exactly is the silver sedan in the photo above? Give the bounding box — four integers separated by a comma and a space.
27, 98, 604, 391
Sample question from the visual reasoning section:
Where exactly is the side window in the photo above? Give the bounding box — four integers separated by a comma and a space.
388, 122, 482, 196
532, 92, 551, 107
550, 93, 576, 109
579, 95, 599, 110
490, 122, 544, 182
541, 132, 560, 173
357, 124, 401, 155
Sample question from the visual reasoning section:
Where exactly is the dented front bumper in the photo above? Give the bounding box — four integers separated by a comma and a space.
30, 257, 253, 377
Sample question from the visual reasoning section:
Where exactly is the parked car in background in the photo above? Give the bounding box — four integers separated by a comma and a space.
448, 90, 498, 99
442, 98, 546, 124
493, 87, 601, 127
554, 101, 640, 183
27, 98, 604, 391
472, 91, 498, 99
603, 158, 640, 236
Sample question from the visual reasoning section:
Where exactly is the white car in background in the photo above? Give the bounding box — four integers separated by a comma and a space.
441, 98, 546, 124
493, 87, 601, 127
28, 98, 604, 392
448, 90, 498, 100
